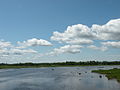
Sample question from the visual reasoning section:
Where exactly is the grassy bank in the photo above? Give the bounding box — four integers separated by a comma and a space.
0, 64, 106, 69
92, 68, 120, 82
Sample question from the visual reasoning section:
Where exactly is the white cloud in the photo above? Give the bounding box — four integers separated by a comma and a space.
0, 40, 12, 48
102, 41, 120, 48
0, 39, 40, 56
0, 48, 9, 55
51, 18, 120, 51
11, 48, 38, 55
0, 39, 51, 56
66, 39, 93, 44
51, 18, 120, 42
87, 45, 108, 51
0, 48, 38, 55
51, 24, 95, 44
92, 18, 120, 40
48, 45, 83, 55
18, 38, 52, 48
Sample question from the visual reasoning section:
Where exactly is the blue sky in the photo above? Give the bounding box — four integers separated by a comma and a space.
0, 0, 120, 63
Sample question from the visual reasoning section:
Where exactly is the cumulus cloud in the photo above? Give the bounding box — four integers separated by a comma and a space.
87, 45, 108, 51
18, 38, 52, 48
0, 40, 12, 48
51, 19, 120, 42
102, 41, 120, 48
48, 45, 83, 55
51, 24, 95, 44
0, 38, 52, 56
92, 18, 120, 40
51, 18, 120, 51
0, 39, 40, 55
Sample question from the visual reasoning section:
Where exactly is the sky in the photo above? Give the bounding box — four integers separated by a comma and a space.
0, 0, 120, 63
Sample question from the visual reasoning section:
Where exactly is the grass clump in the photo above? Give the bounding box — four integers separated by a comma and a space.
92, 68, 120, 82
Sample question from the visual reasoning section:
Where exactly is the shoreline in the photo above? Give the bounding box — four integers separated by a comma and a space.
92, 68, 120, 82
0, 61, 120, 69
0, 64, 120, 69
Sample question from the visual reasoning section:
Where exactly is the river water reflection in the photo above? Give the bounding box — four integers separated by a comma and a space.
0, 66, 120, 90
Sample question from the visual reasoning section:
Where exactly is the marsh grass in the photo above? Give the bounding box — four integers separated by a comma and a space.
92, 68, 120, 82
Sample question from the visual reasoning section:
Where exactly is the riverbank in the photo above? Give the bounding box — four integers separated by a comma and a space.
92, 68, 120, 82
0, 64, 120, 69
0, 65, 110, 69
0, 61, 120, 69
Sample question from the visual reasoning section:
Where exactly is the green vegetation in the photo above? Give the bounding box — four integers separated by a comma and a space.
92, 68, 120, 82
0, 61, 120, 69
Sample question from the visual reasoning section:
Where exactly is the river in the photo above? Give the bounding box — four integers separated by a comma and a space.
0, 66, 120, 90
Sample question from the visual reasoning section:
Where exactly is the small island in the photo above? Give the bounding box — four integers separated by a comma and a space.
92, 68, 120, 82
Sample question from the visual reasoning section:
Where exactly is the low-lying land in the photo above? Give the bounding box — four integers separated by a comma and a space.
92, 68, 120, 82
0, 61, 120, 69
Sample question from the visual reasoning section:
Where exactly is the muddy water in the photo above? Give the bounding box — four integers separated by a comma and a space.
0, 66, 120, 90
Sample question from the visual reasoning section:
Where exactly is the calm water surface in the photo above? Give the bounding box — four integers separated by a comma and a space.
0, 66, 120, 90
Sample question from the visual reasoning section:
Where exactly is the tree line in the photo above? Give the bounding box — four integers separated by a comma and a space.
0, 61, 120, 66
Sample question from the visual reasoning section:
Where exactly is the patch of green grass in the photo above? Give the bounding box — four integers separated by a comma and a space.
92, 68, 120, 82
